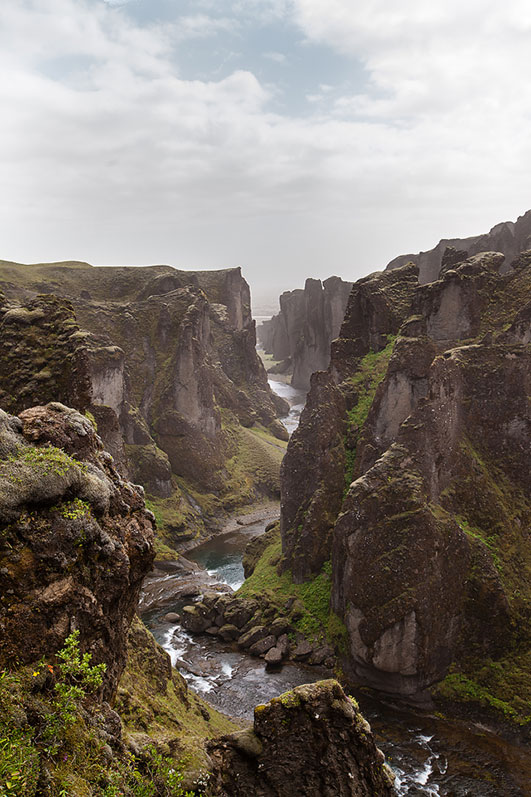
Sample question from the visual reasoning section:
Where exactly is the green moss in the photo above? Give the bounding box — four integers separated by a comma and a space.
56, 498, 91, 522
237, 532, 334, 644
118, 618, 237, 774
5, 445, 84, 478
0, 621, 231, 795
434, 650, 531, 727
344, 336, 396, 491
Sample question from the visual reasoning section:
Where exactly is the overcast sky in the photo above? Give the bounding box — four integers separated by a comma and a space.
1, 0, 530, 306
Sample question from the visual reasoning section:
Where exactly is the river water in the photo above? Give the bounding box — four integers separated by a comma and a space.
142, 380, 529, 796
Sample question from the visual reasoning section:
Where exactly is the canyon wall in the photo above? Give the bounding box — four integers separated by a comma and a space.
280, 251, 531, 709
386, 208, 531, 284
0, 262, 289, 539
0, 401, 394, 796
258, 276, 353, 391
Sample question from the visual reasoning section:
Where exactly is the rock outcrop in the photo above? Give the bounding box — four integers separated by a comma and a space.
0, 261, 288, 538
208, 680, 395, 796
386, 208, 531, 283
258, 276, 353, 391
0, 402, 155, 700
279, 251, 531, 709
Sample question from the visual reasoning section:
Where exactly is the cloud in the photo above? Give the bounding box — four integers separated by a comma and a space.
1, 0, 531, 302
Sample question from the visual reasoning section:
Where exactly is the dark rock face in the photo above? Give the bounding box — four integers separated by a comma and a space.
258, 276, 353, 390
386, 208, 531, 283
281, 264, 419, 582
208, 680, 394, 796
0, 261, 285, 507
0, 402, 155, 700
280, 252, 531, 699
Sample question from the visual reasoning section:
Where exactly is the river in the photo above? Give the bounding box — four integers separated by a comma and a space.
141, 380, 529, 796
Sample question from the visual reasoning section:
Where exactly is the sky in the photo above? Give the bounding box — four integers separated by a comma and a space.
1, 0, 531, 306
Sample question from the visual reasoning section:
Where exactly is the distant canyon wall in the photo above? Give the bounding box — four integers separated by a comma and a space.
386, 208, 531, 283
258, 276, 353, 391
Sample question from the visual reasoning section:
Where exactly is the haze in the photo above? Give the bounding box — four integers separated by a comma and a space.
2, 0, 531, 306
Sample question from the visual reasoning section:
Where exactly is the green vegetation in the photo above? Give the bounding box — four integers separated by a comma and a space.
0, 628, 204, 796
56, 498, 91, 522
117, 618, 237, 777
84, 410, 98, 431
434, 651, 531, 727
4, 444, 81, 478
237, 533, 343, 645
344, 337, 396, 491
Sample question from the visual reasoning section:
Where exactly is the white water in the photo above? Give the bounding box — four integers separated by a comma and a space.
268, 377, 306, 434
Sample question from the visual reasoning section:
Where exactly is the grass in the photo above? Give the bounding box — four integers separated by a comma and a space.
433, 650, 531, 727
237, 534, 345, 645
344, 336, 396, 490
0, 621, 234, 796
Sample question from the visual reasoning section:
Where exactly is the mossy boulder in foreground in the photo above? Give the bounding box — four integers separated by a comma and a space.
208, 679, 394, 796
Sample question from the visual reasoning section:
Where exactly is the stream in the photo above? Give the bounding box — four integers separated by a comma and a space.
141, 381, 529, 796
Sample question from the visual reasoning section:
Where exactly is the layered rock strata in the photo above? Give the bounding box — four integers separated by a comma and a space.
386, 208, 531, 283
280, 252, 531, 703
258, 276, 353, 390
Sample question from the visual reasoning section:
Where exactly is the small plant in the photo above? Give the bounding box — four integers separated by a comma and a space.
37, 630, 106, 755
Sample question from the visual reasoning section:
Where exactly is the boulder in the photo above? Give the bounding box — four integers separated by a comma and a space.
207, 680, 394, 796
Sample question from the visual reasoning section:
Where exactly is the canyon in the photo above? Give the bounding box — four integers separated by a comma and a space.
0, 222, 530, 796
257, 276, 353, 391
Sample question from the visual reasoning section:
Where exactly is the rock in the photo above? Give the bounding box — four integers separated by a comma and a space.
386, 207, 531, 283
279, 248, 531, 708
0, 261, 288, 528
0, 404, 155, 700
257, 276, 353, 391
163, 612, 180, 623
242, 526, 279, 578
218, 624, 240, 642
238, 625, 267, 649
309, 645, 335, 666
291, 640, 313, 661
264, 646, 283, 665
181, 606, 210, 634
276, 634, 290, 657
249, 635, 276, 657
268, 616, 292, 637
207, 680, 395, 796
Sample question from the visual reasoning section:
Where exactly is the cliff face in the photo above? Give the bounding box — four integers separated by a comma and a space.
280, 252, 531, 705
386, 208, 531, 284
0, 262, 288, 531
0, 402, 155, 700
258, 276, 353, 391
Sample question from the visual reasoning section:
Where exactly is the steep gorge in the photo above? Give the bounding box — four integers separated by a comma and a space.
0, 261, 289, 547
258, 276, 352, 391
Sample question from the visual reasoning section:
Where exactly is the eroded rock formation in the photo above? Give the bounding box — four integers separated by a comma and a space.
258, 276, 353, 391
386, 208, 531, 283
280, 251, 531, 704
208, 680, 395, 796
0, 262, 288, 528
0, 402, 155, 700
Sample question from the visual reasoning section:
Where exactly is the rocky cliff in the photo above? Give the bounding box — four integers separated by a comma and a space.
208, 680, 394, 796
0, 401, 155, 700
279, 251, 531, 720
0, 401, 394, 795
258, 276, 353, 391
0, 261, 288, 543
386, 208, 531, 284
